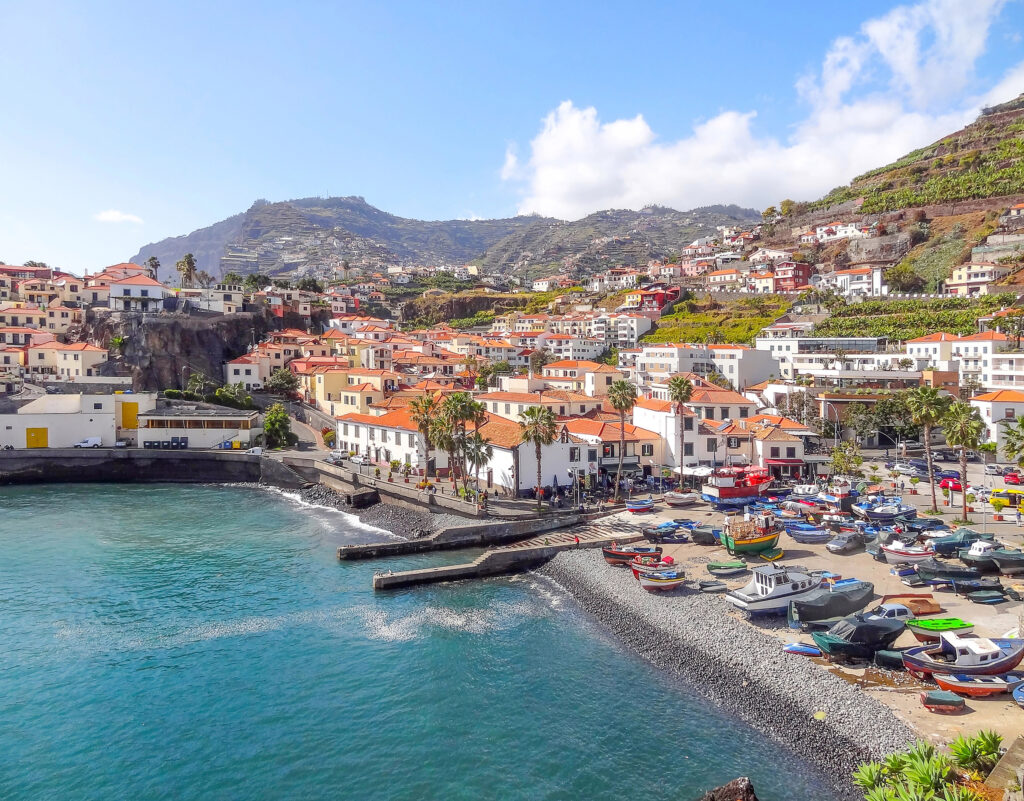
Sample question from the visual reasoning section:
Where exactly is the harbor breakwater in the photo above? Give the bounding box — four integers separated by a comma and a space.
539, 550, 915, 799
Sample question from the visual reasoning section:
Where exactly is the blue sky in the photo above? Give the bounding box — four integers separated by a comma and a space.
3, 0, 1024, 273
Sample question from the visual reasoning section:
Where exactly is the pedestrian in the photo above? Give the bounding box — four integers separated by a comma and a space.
574, 534, 580, 546
1017, 507, 1021, 527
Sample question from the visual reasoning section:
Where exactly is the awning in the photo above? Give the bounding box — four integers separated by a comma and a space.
764, 459, 804, 465
682, 466, 714, 476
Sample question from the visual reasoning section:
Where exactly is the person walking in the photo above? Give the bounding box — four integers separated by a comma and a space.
1016, 506, 1021, 527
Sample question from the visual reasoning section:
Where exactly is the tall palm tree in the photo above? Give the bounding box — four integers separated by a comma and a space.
518, 405, 558, 511
1001, 415, 1024, 468
667, 375, 693, 481
429, 410, 458, 488
175, 253, 198, 289
906, 386, 950, 514
408, 394, 440, 478
608, 380, 637, 502
464, 432, 493, 496
943, 401, 985, 524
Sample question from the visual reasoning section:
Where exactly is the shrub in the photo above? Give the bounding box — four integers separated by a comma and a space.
163, 389, 183, 399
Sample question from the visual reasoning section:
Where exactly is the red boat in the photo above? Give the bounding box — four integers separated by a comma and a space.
630, 555, 676, 580
701, 466, 772, 505
602, 544, 663, 566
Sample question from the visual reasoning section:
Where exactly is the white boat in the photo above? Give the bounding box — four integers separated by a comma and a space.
725, 565, 825, 615
881, 541, 936, 565
663, 491, 701, 507
790, 484, 820, 498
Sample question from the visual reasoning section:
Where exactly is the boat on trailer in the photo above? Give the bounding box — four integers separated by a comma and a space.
902, 631, 1024, 678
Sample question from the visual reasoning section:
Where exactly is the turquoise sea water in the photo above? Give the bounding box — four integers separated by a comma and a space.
0, 484, 832, 800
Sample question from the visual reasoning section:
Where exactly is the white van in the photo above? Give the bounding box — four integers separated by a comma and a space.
73, 437, 102, 448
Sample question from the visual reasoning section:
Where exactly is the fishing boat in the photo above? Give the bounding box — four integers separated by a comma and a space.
880, 541, 936, 565
625, 497, 656, 513
933, 672, 1024, 697
699, 580, 728, 593
811, 615, 906, 661
790, 484, 821, 498
874, 649, 907, 671
663, 491, 701, 507
959, 540, 1000, 571
949, 577, 1004, 594
706, 560, 747, 577
1014, 684, 1024, 709
968, 590, 1006, 605
701, 466, 772, 505
786, 579, 875, 630
906, 618, 974, 643
783, 643, 821, 656
601, 544, 663, 566
639, 570, 686, 592
991, 549, 1024, 576
725, 564, 825, 615
902, 632, 1024, 678
913, 558, 981, 585
926, 529, 992, 557
720, 512, 781, 556
785, 524, 832, 545
690, 525, 721, 545
920, 690, 966, 714
630, 555, 677, 580
853, 501, 918, 522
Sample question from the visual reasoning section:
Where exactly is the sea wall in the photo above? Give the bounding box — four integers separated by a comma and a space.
0, 450, 304, 489
539, 550, 915, 800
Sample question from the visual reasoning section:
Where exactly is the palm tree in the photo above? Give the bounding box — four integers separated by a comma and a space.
906, 386, 950, 514
518, 405, 558, 511
1001, 415, 1024, 468
464, 432, 493, 496
408, 394, 440, 478
145, 256, 160, 281
943, 401, 985, 523
430, 411, 458, 489
176, 253, 198, 289
439, 392, 486, 494
608, 380, 637, 502
667, 375, 693, 481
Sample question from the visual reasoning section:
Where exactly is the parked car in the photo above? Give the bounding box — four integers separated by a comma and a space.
893, 462, 919, 475
1006, 472, 1022, 485
985, 463, 1010, 475
865, 603, 913, 622
73, 437, 102, 448
349, 454, 368, 465
933, 449, 957, 462
935, 469, 960, 481
939, 478, 964, 492
826, 531, 864, 554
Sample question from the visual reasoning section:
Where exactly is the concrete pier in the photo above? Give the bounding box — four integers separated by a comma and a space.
371, 516, 643, 590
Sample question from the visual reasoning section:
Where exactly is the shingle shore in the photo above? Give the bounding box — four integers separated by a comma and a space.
538, 549, 916, 799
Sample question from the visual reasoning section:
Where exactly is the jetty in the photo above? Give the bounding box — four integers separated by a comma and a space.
371, 516, 642, 590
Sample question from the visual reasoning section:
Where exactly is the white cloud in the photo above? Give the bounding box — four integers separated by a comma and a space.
94, 209, 144, 224
503, 0, 1022, 220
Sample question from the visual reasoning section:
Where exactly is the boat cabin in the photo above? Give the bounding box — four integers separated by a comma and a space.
942, 632, 1001, 666
966, 540, 997, 558
750, 565, 818, 598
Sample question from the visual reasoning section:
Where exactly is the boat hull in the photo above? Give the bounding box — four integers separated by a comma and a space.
903, 638, 1024, 677
721, 531, 781, 555
639, 572, 685, 591
602, 546, 663, 566
933, 672, 1024, 697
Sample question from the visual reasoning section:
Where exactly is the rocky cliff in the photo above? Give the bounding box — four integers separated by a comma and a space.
81, 312, 273, 391
398, 292, 532, 325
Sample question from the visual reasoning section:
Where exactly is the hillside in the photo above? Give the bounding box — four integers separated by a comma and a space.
812, 295, 1015, 341
810, 94, 1024, 214
130, 198, 758, 284
642, 295, 793, 345
474, 204, 760, 280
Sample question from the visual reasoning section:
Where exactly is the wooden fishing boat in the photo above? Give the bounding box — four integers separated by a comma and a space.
701, 466, 772, 505
625, 497, 656, 513
914, 558, 980, 585
949, 577, 1004, 595
784, 523, 832, 544
721, 513, 781, 555
881, 541, 936, 565
902, 632, 1024, 678
959, 540, 1000, 571
699, 580, 728, 593
663, 491, 701, 507
639, 570, 686, 592
920, 690, 966, 714
1014, 684, 1024, 709
630, 556, 677, 580
968, 590, 1006, 605
907, 618, 974, 642
706, 560, 747, 577
933, 672, 1024, 697
601, 544, 663, 566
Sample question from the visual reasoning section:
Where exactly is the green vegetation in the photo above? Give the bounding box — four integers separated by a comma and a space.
449, 309, 496, 329
642, 295, 792, 345
810, 95, 1024, 214
263, 403, 294, 448
886, 214, 999, 292
813, 294, 1014, 340
265, 367, 300, 394
853, 732, 1002, 801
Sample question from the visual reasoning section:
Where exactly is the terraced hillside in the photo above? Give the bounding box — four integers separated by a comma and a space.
813, 295, 1016, 341
810, 94, 1024, 214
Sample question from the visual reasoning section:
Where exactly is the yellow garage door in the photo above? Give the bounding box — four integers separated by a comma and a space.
26, 428, 48, 448
121, 401, 139, 429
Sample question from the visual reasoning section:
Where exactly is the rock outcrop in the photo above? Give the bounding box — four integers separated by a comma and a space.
697, 777, 759, 801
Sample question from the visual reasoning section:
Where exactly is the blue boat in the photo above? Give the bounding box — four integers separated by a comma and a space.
626, 498, 656, 513
1014, 683, 1024, 709
783, 643, 822, 657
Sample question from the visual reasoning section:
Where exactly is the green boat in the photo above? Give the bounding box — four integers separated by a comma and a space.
706, 560, 747, 577
720, 517, 781, 555
906, 618, 974, 642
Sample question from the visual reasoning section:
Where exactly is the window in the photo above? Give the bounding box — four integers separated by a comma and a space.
738, 408, 748, 418
727, 437, 739, 449
569, 446, 580, 461
770, 447, 780, 458
93, 403, 103, 410
605, 376, 612, 385
588, 448, 597, 463
408, 433, 415, 447
504, 403, 511, 414
641, 443, 653, 456
343, 424, 349, 435
684, 417, 693, 431
602, 444, 613, 458
786, 447, 796, 458
707, 439, 717, 452
684, 443, 694, 456
140, 289, 149, 297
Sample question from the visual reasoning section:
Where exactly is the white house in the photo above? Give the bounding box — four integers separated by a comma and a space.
971, 390, 1024, 455
0, 391, 157, 448
108, 275, 172, 313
